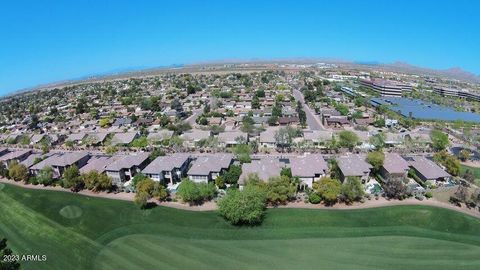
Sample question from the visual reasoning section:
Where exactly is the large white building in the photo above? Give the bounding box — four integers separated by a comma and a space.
433, 86, 480, 102
360, 79, 412, 97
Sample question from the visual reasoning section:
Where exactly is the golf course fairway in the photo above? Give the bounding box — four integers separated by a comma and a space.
1, 183, 479, 270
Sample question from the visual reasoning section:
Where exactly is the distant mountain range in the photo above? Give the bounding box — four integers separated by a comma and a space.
359, 61, 480, 83
3, 58, 479, 98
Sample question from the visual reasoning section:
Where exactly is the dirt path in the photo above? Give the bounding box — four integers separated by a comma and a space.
1, 178, 479, 217
461, 161, 480, 168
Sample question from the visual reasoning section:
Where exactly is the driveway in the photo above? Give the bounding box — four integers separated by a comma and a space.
185, 108, 202, 125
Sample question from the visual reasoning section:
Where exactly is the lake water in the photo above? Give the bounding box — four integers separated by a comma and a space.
370, 97, 480, 123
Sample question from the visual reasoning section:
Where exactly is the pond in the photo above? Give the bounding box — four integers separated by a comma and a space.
371, 97, 480, 123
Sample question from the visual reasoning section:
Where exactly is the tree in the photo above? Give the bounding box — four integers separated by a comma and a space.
198, 182, 216, 200
463, 169, 475, 183
135, 178, 154, 208
265, 176, 296, 205
256, 89, 265, 98
241, 116, 255, 133
0, 238, 20, 270
176, 179, 216, 205
335, 104, 349, 116
134, 178, 168, 208
340, 177, 364, 204
280, 167, 292, 178
251, 96, 260, 109
308, 192, 321, 204
384, 178, 408, 199
134, 190, 149, 208
65, 140, 75, 148
458, 149, 471, 162
366, 151, 385, 172
369, 133, 386, 150
298, 110, 307, 127
433, 151, 460, 176
82, 170, 112, 191
0, 163, 8, 178
37, 166, 54, 186
373, 118, 385, 128
218, 185, 267, 225
149, 148, 166, 160
152, 182, 168, 201
454, 185, 468, 202
215, 176, 226, 189
99, 118, 111, 128
223, 165, 242, 185
8, 161, 29, 182
274, 126, 298, 151
62, 165, 82, 191
444, 156, 460, 176
132, 173, 149, 188
430, 130, 449, 151
131, 136, 148, 148
313, 177, 342, 205
337, 131, 359, 150
233, 144, 252, 163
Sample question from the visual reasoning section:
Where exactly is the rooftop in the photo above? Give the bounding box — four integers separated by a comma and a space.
105, 152, 150, 171
382, 153, 410, 174
408, 156, 450, 180
142, 154, 191, 174
187, 154, 233, 176
239, 158, 283, 184
290, 154, 328, 177
337, 154, 372, 177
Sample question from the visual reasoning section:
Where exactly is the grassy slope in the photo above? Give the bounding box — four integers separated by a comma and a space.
0, 183, 480, 270
460, 164, 480, 186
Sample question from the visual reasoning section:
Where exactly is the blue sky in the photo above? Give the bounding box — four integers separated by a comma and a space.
1, 0, 479, 95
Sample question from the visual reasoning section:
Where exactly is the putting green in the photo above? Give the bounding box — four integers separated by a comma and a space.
59, 205, 83, 219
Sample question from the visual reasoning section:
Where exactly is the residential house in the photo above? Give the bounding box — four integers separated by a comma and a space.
112, 117, 132, 127
380, 153, 410, 180
336, 154, 372, 183
301, 130, 333, 146
30, 152, 90, 178
147, 130, 174, 143
86, 132, 110, 146
30, 134, 46, 145
105, 153, 150, 186
20, 153, 43, 169
111, 132, 139, 145
218, 131, 248, 147
79, 155, 119, 174
187, 154, 233, 183
408, 156, 450, 185
238, 158, 283, 187
278, 116, 300, 126
290, 154, 328, 188
142, 154, 191, 185
66, 132, 87, 143
0, 149, 31, 168
180, 129, 211, 148
259, 127, 279, 148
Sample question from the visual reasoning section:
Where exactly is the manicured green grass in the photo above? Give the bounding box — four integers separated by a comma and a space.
460, 164, 480, 186
1, 183, 480, 270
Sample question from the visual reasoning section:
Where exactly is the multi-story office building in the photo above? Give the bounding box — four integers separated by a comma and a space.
359, 79, 412, 97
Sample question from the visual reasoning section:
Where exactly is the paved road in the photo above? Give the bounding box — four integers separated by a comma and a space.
292, 89, 325, 130
185, 108, 202, 125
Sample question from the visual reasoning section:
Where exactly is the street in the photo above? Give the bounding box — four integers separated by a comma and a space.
292, 89, 325, 130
